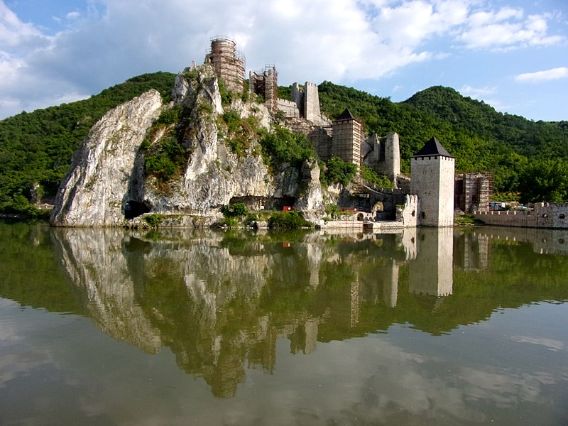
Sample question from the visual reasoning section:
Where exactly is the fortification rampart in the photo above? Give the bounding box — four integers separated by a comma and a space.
276, 99, 300, 118
474, 203, 568, 229
396, 194, 418, 228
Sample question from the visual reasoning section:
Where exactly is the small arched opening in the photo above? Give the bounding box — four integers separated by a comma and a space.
124, 200, 151, 219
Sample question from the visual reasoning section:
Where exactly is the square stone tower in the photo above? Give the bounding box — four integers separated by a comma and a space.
411, 137, 455, 227
249, 65, 278, 112
331, 108, 362, 168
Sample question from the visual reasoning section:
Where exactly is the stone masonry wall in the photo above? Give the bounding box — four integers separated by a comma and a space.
411, 156, 455, 227
276, 99, 300, 118
474, 203, 568, 229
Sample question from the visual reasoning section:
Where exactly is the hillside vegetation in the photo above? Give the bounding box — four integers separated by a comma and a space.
317, 83, 568, 202
0, 73, 566, 216
0, 72, 175, 215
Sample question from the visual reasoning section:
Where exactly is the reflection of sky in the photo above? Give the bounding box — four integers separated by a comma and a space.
1, 298, 567, 425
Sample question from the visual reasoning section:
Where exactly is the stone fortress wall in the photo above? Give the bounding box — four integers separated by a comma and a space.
474, 203, 568, 229
203, 38, 465, 229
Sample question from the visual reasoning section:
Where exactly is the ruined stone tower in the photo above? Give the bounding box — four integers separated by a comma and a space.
303, 82, 321, 123
361, 132, 401, 181
204, 38, 245, 93
249, 65, 278, 111
411, 137, 455, 227
331, 109, 362, 168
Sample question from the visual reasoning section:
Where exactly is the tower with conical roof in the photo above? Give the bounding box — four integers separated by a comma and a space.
411, 137, 455, 227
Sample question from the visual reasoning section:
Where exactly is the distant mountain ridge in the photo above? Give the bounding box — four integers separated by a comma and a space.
0, 73, 566, 216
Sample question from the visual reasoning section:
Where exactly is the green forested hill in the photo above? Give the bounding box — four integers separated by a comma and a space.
317, 82, 568, 202
0, 74, 566, 217
0, 72, 176, 215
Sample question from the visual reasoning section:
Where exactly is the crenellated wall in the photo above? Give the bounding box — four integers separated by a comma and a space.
396, 194, 419, 228
474, 203, 568, 229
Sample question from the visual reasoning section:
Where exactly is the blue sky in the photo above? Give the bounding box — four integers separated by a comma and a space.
0, 0, 567, 121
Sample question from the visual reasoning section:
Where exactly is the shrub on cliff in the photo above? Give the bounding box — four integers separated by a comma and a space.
320, 157, 357, 186
268, 211, 312, 230
360, 165, 394, 189
260, 126, 315, 169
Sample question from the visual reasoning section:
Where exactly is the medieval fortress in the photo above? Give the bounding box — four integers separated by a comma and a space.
203, 38, 567, 229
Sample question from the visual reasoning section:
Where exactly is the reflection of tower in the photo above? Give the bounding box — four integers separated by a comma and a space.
304, 319, 318, 354
478, 234, 489, 270
400, 227, 417, 260
410, 228, 454, 296
383, 259, 399, 308
350, 273, 360, 327
457, 232, 490, 271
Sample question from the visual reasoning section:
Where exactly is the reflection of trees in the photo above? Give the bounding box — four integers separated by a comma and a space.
10, 225, 568, 398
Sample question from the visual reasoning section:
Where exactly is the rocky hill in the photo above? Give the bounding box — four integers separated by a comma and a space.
1, 72, 567, 218
50, 65, 324, 227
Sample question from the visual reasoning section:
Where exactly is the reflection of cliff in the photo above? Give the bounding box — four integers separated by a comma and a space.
52, 229, 161, 354
41, 226, 568, 399
136, 237, 276, 398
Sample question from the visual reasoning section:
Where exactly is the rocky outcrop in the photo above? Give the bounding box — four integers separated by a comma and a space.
144, 65, 274, 214
51, 64, 324, 227
50, 90, 163, 226
294, 160, 325, 214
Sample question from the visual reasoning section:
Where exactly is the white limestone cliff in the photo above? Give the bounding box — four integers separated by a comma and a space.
51, 65, 324, 227
50, 90, 163, 226
144, 65, 274, 214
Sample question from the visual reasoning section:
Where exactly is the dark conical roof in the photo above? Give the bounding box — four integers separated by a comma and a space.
335, 108, 356, 121
413, 137, 453, 158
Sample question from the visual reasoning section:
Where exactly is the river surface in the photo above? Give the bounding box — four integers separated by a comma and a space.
0, 223, 568, 425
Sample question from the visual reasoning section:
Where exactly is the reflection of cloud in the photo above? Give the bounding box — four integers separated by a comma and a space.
511, 335, 565, 351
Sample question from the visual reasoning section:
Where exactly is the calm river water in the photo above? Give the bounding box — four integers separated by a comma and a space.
1, 222, 568, 425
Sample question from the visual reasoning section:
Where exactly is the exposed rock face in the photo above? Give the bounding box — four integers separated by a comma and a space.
51, 65, 324, 227
51, 90, 163, 226
145, 65, 276, 214
294, 160, 325, 214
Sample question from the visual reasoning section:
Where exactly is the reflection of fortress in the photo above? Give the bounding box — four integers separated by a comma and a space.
50, 227, 509, 397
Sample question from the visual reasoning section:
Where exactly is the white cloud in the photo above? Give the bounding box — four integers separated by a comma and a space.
0, 0, 564, 118
66, 11, 81, 20
460, 85, 496, 98
459, 9, 564, 49
515, 67, 568, 83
